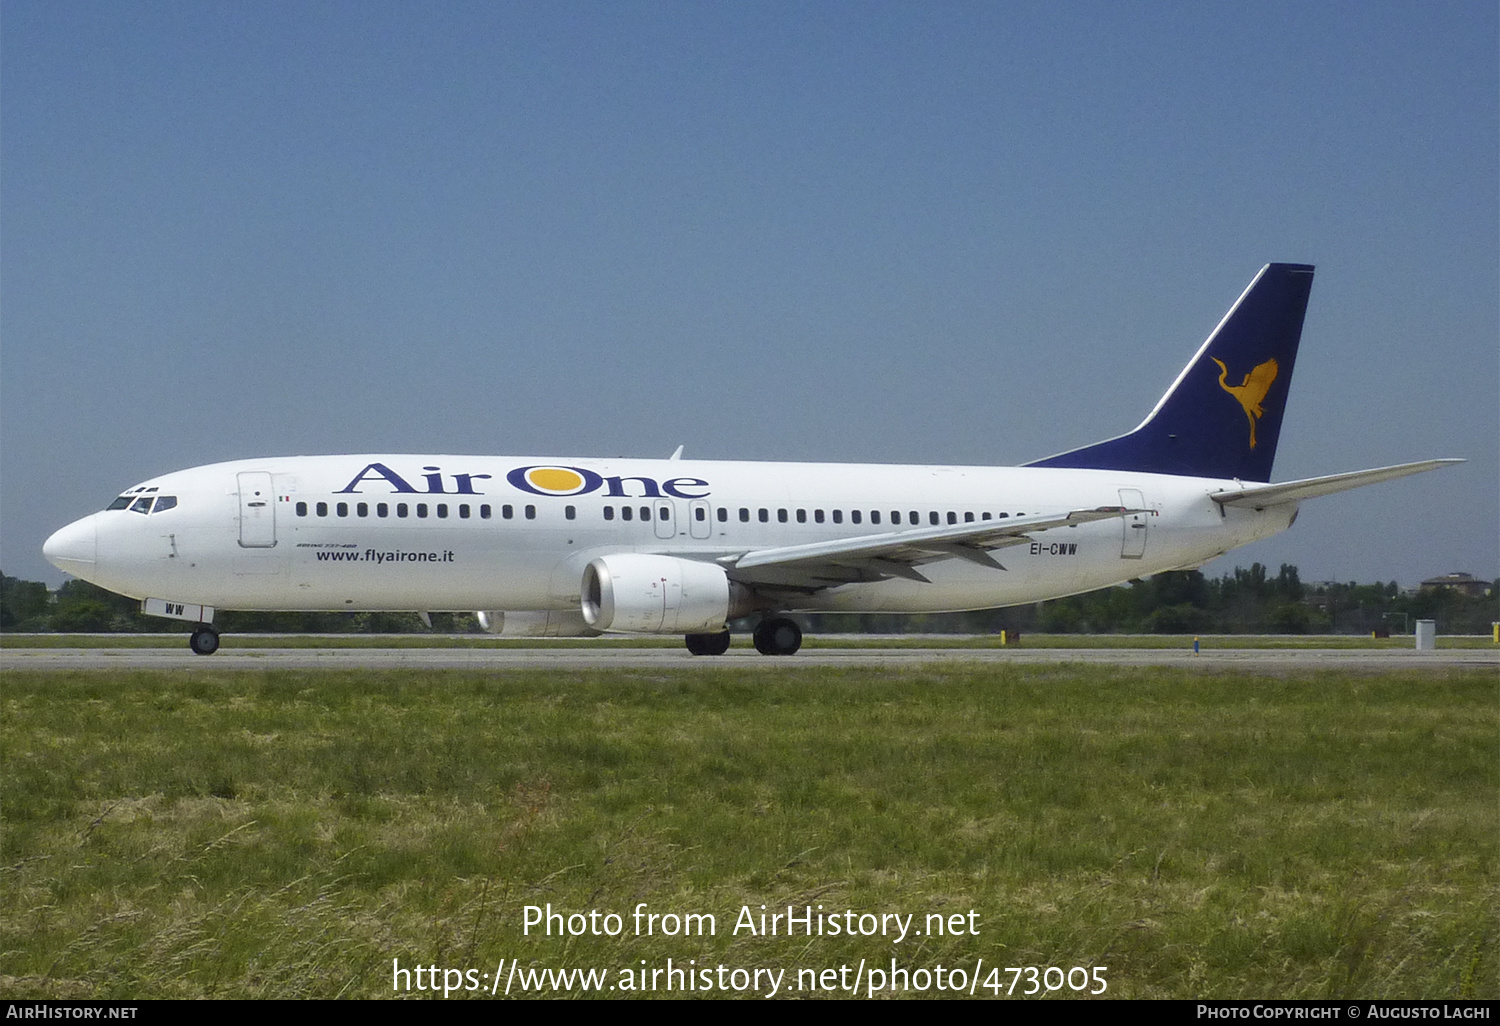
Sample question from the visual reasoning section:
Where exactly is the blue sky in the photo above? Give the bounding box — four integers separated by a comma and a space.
3, 1, 1496, 589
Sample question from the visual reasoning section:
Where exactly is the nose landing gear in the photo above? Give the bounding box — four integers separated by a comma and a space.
189, 624, 220, 655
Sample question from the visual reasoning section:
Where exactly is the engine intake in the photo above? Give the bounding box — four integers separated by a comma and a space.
581, 553, 735, 634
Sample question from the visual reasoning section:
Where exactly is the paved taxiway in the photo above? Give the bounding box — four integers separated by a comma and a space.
4, 646, 1494, 672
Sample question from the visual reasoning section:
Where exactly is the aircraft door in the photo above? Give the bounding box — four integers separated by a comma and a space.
238, 472, 277, 548
688, 500, 712, 539
1119, 488, 1147, 559
653, 499, 677, 540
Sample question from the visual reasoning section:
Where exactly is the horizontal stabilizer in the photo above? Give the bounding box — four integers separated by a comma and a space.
1209, 459, 1463, 509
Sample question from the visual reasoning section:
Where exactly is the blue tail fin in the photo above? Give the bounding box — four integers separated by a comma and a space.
1026, 263, 1314, 482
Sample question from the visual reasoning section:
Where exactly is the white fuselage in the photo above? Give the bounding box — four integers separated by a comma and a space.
45, 454, 1296, 618
42, 265, 1458, 652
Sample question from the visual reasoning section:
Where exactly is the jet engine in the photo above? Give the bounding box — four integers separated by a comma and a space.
581, 553, 742, 634
475, 610, 601, 637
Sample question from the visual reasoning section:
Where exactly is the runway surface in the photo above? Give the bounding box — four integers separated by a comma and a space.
5, 644, 1494, 672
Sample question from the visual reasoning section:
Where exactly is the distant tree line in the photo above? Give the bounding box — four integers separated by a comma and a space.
3, 564, 1496, 636
0, 574, 456, 634
807, 564, 1499, 636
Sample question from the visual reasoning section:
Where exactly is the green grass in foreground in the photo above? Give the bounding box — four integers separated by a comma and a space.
2, 665, 1495, 999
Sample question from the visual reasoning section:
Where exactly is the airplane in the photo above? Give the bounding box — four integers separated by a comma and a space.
42, 263, 1460, 656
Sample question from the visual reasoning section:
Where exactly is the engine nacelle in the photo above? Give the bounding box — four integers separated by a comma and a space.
475, 609, 601, 637
581, 553, 734, 634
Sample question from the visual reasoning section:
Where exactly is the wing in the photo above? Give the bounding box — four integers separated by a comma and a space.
719, 507, 1144, 591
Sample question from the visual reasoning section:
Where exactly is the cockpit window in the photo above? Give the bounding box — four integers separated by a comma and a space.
108, 492, 178, 512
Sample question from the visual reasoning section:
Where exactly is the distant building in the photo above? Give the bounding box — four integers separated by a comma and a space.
1417, 572, 1491, 598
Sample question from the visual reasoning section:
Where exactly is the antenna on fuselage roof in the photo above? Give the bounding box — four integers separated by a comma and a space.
669, 444, 684, 461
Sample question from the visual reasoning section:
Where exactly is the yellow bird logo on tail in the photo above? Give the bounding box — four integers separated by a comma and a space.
1212, 357, 1279, 449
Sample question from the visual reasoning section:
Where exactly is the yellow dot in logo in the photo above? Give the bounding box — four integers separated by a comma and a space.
527, 467, 585, 494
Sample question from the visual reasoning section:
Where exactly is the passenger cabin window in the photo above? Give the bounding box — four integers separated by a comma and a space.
317, 501, 329, 517
296, 501, 308, 517
378, 503, 389, 518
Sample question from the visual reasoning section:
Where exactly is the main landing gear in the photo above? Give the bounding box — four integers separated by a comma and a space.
682, 617, 804, 656
684, 630, 731, 655
752, 617, 802, 655
189, 624, 220, 655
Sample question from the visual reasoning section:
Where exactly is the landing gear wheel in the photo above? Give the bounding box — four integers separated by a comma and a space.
752, 617, 802, 656
685, 630, 731, 656
189, 626, 220, 656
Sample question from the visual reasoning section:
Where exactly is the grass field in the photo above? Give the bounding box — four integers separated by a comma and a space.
2, 664, 1494, 999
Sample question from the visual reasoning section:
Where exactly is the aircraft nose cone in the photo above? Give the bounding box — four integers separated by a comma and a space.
43, 516, 97, 572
